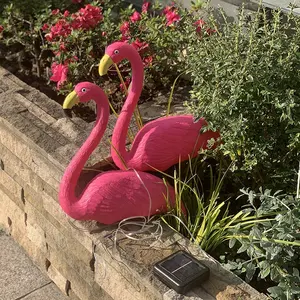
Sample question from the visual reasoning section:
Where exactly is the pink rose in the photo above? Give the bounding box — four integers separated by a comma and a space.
165, 11, 180, 26
194, 19, 206, 33
51, 9, 60, 15
50, 62, 68, 90
130, 11, 141, 23
142, 2, 151, 13
41, 24, 49, 31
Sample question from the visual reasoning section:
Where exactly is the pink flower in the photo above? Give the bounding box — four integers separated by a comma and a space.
120, 77, 131, 91
142, 2, 151, 13
120, 21, 130, 33
41, 23, 49, 31
102, 31, 106, 36
163, 6, 173, 15
131, 39, 149, 54
52, 9, 60, 15
70, 4, 103, 30
63, 10, 70, 17
121, 35, 130, 42
194, 19, 205, 33
46, 19, 71, 41
59, 43, 66, 51
143, 55, 153, 67
130, 11, 141, 23
50, 62, 68, 90
0, 25, 4, 33
165, 11, 180, 26
206, 28, 216, 35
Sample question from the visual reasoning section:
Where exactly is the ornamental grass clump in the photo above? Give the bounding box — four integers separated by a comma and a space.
186, 6, 300, 191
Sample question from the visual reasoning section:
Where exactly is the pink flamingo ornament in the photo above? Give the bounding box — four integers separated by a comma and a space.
98, 42, 220, 172
59, 82, 176, 225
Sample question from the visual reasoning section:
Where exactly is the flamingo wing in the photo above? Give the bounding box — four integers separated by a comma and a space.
128, 115, 213, 171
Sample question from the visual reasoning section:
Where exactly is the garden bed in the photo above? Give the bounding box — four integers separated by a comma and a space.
0, 42, 190, 123
1, 1, 300, 299
0, 66, 267, 300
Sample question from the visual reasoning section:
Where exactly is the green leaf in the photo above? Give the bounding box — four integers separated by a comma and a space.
245, 263, 256, 282
237, 243, 248, 254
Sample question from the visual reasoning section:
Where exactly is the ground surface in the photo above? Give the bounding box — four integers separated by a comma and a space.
0, 231, 66, 300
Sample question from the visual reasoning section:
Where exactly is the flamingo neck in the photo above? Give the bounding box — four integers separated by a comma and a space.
59, 92, 110, 219
111, 51, 144, 167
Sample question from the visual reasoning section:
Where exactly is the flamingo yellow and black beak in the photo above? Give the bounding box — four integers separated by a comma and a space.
63, 90, 79, 110
98, 54, 114, 76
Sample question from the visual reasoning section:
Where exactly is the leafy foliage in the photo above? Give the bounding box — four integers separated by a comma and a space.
160, 156, 270, 253
117, 1, 201, 89
0, 0, 214, 109
224, 189, 300, 299
186, 6, 300, 191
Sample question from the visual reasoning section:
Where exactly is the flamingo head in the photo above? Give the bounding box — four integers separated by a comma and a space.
63, 82, 105, 109
98, 41, 135, 76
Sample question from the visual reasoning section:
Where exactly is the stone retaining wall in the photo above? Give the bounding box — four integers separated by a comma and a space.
0, 67, 267, 300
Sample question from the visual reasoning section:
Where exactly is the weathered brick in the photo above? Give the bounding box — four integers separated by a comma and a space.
0, 188, 26, 239
0, 144, 45, 192
93, 233, 175, 300
23, 183, 45, 212
0, 170, 24, 210
19, 109, 69, 146
6, 112, 64, 155
1, 69, 32, 89
51, 118, 88, 146
24, 199, 93, 266
46, 232, 95, 284
47, 265, 68, 297
14, 92, 57, 125
42, 192, 94, 253
47, 243, 111, 300
22, 180, 95, 257
94, 253, 145, 300
18, 88, 65, 120
0, 120, 62, 189
50, 143, 78, 169
0, 92, 27, 117
26, 220, 47, 253
9, 226, 48, 275
0, 67, 9, 78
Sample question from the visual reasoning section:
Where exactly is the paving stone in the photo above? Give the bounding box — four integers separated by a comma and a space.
21, 283, 67, 300
0, 232, 51, 300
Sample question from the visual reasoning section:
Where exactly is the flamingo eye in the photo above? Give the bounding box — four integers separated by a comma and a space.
114, 49, 119, 54
81, 88, 87, 92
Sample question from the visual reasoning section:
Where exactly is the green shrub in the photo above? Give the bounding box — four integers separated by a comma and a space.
186, 6, 300, 191
44, 1, 120, 93
225, 188, 300, 299
117, 1, 201, 89
0, 0, 71, 77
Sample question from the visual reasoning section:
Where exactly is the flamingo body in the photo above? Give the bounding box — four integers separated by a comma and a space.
61, 170, 174, 225
99, 42, 220, 172
117, 115, 219, 171
59, 82, 175, 225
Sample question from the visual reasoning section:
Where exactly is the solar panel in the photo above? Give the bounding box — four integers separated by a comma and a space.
153, 250, 210, 294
